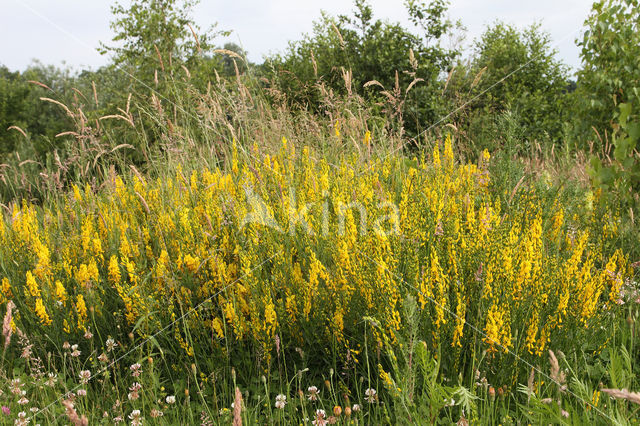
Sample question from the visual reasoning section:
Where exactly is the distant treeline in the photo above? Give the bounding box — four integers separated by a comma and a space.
0, 0, 638, 208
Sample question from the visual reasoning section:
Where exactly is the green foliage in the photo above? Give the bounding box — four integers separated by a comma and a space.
447, 22, 571, 152
589, 102, 640, 213
263, 0, 458, 137
0, 63, 74, 158
98, 0, 223, 81
573, 0, 640, 146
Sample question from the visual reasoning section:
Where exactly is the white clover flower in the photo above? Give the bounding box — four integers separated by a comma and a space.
307, 385, 319, 401
15, 411, 30, 426
128, 409, 143, 426
166, 395, 176, 404
45, 373, 57, 387
275, 394, 287, 409
106, 337, 117, 352
312, 409, 327, 426
130, 363, 142, 377
364, 388, 377, 403
78, 370, 91, 385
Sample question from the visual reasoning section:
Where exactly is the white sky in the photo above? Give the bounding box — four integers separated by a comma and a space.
2, 0, 593, 74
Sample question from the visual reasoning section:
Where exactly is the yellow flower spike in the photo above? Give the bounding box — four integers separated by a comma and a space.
25, 271, 40, 298
108, 255, 121, 285
55, 281, 67, 305
432, 143, 441, 167
363, 130, 371, 147
76, 294, 88, 330
443, 133, 454, 165
35, 298, 51, 326
212, 317, 225, 339
33, 240, 52, 281
72, 184, 82, 201
231, 139, 239, 175
183, 254, 200, 274
75, 264, 90, 288
0, 278, 11, 303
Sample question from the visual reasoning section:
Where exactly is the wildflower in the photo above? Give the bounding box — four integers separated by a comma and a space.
25, 271, 40, 298
113, 416, 124, 423
165, 395, 176, 404
128, 409, 143, 426
17, 397, 29, 405
150, 409, 163, 418
128, 382, 142, 401
20, 345, 32, 359
307, 385, 319, 401
34, 298, 51, 326
352, 404, 361, 412
14, 412, 29, 426
10, 379, 23, 395
83, 329, 93, 340
2, 406, 9, 415
79, 370, 91, 385
45, 373, 57, 387
130, 363, 142, 377
333, 406, 342, 416
275, 394, 287, 409
108, 255, 121, 284
106, 337, 117, 352
312, 409, 327, 426
62, 342, 70, 350
70, 344, 81, 357
76, 295, 88, 329
77, 389, 87, 397
28, 408, 37, 413
364, 388, 377, 403
98, 353, 109, 363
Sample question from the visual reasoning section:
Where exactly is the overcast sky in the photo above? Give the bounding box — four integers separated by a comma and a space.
2, 0, 593, 74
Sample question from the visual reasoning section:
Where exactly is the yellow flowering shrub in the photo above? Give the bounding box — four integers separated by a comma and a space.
0, 136, 631, 384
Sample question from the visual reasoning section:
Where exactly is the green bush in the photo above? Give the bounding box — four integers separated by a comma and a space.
573, 0, 640, 148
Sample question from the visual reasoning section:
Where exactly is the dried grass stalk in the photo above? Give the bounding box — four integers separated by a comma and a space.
601, 388, 640, 405
233, 387, 243, 426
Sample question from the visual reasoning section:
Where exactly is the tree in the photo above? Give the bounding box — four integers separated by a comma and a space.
573, 0, 640, 147
0, 63, 74, 158
447, 22, 570, 151
98, 0, 225, 87
579, 1, 640, 215
262, 0, 458, 138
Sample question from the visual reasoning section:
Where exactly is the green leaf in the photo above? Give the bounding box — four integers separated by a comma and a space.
619, 102, 632, 124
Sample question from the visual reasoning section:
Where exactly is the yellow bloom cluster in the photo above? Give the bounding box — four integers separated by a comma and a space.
0, 135, 630, 368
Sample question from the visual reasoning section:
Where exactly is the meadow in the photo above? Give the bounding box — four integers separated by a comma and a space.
1, 122, 639, 424
1, 0, 640, 424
